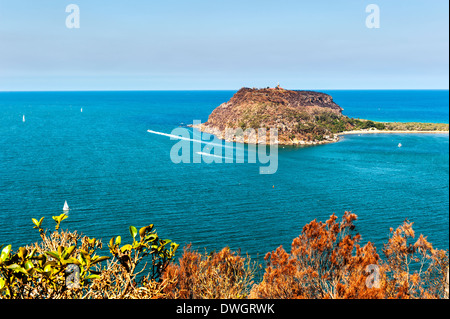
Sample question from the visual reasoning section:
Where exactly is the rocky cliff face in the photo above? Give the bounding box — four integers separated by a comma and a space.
196, 86, 354, 145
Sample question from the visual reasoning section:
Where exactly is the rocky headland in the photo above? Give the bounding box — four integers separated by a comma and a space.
193, 86, 449, 145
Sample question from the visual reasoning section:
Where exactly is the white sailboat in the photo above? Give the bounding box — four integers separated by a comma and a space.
23, 115, 25, 122
81, 108, 83, 112
398, 143, 402, 148
63, 201, 70, 211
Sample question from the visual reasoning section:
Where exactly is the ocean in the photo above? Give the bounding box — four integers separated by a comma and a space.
0, 90, 448, 262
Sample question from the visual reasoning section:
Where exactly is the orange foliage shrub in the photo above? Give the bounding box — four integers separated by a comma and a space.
161, 245, 255, 299
382, 220, 448, 298
250, 213, 449, 299
250, 212, 384, 298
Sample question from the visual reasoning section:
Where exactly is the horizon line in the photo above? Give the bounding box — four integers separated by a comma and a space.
1, 88, 449, 93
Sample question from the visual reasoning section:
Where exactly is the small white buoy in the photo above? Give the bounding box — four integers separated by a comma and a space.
81, 108, 83, 112
23, 115, 25, 122
398, 143, 402, 148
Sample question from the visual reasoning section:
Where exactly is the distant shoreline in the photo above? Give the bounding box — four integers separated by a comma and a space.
338, 129, 450, 136
191, 124, 449, 146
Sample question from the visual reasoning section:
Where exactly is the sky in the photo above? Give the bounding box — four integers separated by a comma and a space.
0, 0, 448, 91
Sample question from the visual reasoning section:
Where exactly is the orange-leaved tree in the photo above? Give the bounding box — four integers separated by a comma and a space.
250, 213, 449, 299
161, 245, 256, 299
382, 220, 448, 299
250, 212, 385, 299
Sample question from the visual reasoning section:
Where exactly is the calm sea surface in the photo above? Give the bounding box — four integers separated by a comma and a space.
0, 90, 448, 261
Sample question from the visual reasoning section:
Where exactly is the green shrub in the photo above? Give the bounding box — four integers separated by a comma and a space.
0, 214, 178, 299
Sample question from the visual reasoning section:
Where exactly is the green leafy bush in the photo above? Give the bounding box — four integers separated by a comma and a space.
0, 214, 178, 299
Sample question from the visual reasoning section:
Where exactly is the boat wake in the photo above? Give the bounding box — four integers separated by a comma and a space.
147, 129, 235, 150
195, 151, 233, 161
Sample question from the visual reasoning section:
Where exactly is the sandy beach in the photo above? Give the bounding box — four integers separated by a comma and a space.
191, 124, 449, 146
337, 129, 449, 136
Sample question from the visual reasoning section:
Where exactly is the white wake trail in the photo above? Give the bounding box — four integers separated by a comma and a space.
195, 151, 234, 161
147, 129, 236, 150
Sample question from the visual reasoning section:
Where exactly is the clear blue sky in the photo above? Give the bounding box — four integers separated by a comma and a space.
0, 0, 448, 90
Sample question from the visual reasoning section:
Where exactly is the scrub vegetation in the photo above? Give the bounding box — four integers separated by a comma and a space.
0, 212, 448, 299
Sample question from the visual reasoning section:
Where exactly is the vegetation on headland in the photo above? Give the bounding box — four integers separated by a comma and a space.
198, 87, 449, 145
381, 121, 449, 132
1, 212, 448, 299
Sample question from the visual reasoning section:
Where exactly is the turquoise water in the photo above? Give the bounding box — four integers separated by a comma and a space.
0, 90, 448, 261
324, 90, 449, 123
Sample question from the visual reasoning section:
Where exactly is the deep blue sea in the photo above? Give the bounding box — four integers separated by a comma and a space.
0, 90, 448, 262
